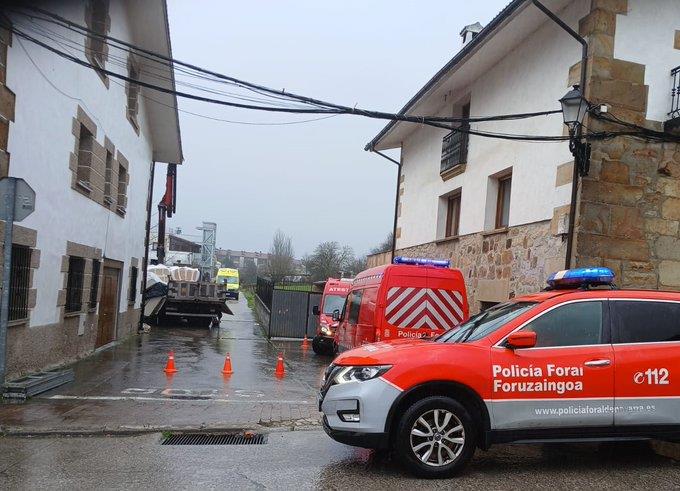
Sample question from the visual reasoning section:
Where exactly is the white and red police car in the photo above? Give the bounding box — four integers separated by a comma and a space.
319, 267, 680, 478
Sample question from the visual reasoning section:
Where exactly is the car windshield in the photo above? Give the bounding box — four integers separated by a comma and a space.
435, 301, 537, 343
322, 295, 346, 314
218, 276, 238, 285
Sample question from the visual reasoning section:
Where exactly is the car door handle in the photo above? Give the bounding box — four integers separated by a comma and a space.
584, 359, 611, 367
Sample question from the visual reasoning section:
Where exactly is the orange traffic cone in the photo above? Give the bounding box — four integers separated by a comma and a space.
301, 335, 309, 349
275, 352, 285, 377
164, 350, 178, 374
221, 353, 234, 375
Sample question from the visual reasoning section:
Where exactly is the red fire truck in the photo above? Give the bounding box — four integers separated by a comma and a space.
333, 257, 469, 352
311, 278, 352, 355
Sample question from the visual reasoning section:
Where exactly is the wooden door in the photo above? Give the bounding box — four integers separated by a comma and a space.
96, 266, 120, 348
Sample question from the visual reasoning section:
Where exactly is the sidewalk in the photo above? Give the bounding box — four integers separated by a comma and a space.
0, 296, 330, 434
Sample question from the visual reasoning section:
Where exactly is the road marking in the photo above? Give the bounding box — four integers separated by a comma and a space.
46, 395, 313, 404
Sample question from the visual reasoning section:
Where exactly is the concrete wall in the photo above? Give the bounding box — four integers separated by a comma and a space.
4, 1, 157, 377
397, 0, 589, 250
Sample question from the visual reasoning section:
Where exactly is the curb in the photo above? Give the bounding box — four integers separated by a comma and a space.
0, 421, 323, 438
651, 440, 680, 461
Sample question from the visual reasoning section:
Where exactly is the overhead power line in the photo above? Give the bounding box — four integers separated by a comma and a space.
1, 5, 576, 143
10, 5, 677, 144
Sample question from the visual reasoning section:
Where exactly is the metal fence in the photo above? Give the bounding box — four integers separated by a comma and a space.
256, 276, 273, 310
268, 289, 321, 339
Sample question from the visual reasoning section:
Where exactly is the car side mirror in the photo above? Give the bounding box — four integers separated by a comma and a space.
312, 305, 320, 316
332, 309, 340, 322
506, 331, 537, 349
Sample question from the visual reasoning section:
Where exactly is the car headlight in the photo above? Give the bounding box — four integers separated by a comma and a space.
334, 365, 392, 384
320, 325, 332, 336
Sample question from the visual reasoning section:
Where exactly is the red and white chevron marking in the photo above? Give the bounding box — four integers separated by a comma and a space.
385, 287, 465, 330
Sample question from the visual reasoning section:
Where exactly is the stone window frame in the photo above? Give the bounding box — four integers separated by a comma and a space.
103, 136, 116, 207
84, 0, 111, 88
126, 54, 141, 135
1, 223, 39, 327
59, 241, 103, 321
0, 19, 15, 180
70, 106, 99, 196
128, 257, 139, 305
116, 151, 129, 217
70, 105, 129, 216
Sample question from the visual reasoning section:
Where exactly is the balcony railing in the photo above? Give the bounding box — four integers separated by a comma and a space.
668, 65, 680, 129
440, 128, 469, 174
671, 66, 680, 117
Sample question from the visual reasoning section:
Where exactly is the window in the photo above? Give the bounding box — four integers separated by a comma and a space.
9, 245, 31, 322
127, 57, 141, 130
77, 125, 94, 188
65, 256, 86, 313
521, 301, 603, 348
117, 164, 128, 214
438, 302, 536, 344
89, 260, 101, 309
323, 295, 346, 315
86, 0, 109, 70
128, 266, 138, 303
445, 192, 461, 238
104, 150, 114, 203
347, 290, 363, 325
495, 173, 512, 229
612, 301, 680, 344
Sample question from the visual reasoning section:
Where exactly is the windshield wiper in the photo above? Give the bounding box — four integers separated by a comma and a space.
460, 311, 490, 343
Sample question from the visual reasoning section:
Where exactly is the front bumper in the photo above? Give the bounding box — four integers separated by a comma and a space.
322, 416, 390, 449
319, 374, 400, 448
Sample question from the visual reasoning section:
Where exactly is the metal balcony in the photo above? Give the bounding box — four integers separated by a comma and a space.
440, 129, 469, 174
666, 65, 680, 131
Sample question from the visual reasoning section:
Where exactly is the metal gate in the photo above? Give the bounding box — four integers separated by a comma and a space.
268, 290, 321, 339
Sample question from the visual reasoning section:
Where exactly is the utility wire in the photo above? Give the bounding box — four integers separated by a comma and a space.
7, 7, 566, 126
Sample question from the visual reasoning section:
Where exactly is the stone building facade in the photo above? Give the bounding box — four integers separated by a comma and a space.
367, 0, 680, 312
1, 1, 182, 379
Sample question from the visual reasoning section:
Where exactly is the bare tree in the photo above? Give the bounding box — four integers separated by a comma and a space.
267, 229, 295, 282
370, 231, 394, 255
346, 255, 367, 276
303, 241, 355, 282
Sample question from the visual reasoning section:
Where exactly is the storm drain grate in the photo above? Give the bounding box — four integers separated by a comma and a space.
161, 433, 268, 445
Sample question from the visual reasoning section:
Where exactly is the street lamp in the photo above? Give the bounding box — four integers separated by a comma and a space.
560, 85, 591, 176
560, 85, 590, 131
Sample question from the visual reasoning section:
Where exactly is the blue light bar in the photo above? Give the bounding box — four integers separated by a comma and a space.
393, 256, 451, 268
547, 267, 615, 288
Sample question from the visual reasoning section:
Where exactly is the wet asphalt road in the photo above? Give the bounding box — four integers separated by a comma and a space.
1, 431, 680, 489
0, 295, 328, 432
2, 296, 680, 488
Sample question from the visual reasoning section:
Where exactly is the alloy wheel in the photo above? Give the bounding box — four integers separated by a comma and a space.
409, 409, 465, 467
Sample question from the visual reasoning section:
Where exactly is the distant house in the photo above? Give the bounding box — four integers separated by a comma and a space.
2, 1, 182, 378
367, 0, 680, 311
217, 249, 271, 270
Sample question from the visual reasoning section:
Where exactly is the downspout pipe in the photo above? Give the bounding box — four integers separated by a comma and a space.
370, 148, 401, 262
139, 160, 156, 333
531, 0, 588, 269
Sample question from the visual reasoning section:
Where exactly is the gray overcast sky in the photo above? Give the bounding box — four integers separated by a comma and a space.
159, 0, 509, 257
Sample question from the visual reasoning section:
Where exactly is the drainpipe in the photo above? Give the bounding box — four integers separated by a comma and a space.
531, 0, 588, 269
369, 148, 401, 262
139, 160, 156, 332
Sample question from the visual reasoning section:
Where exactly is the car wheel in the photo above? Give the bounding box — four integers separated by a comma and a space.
395, 396, 476, 478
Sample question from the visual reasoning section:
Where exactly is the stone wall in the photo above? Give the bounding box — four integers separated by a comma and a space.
571, 0, 680, 289
398, 220, 566, 313
0, 19, 13, 178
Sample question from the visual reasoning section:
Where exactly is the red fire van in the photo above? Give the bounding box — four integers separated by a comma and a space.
312, 278, 352, 355
333, 257, 469, 352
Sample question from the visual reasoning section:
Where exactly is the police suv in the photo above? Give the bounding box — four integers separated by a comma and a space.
319, 267, 680, 478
